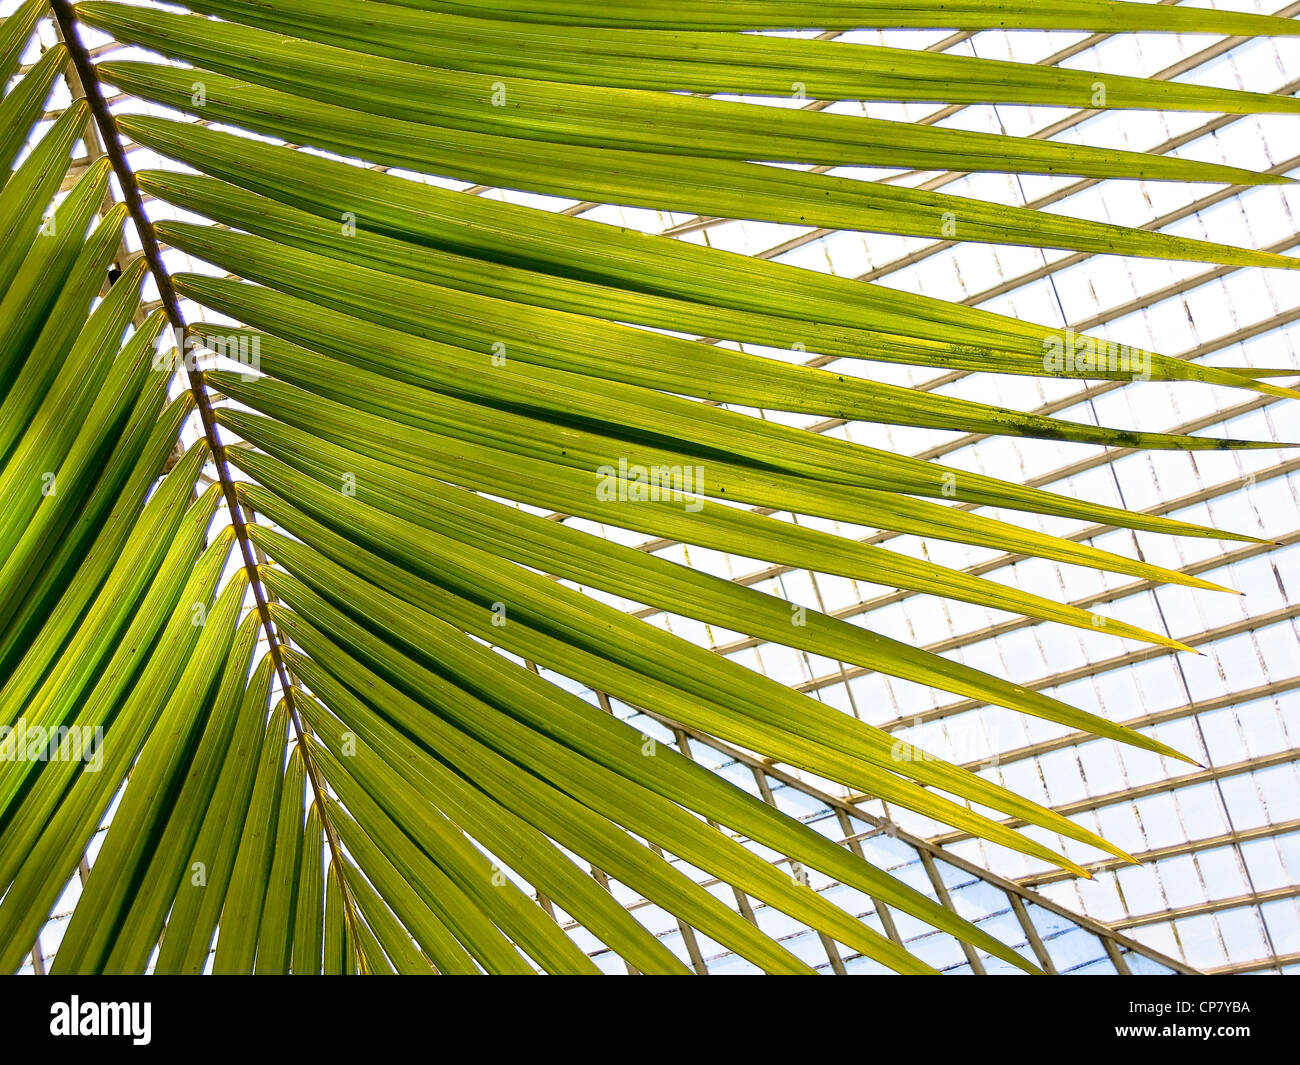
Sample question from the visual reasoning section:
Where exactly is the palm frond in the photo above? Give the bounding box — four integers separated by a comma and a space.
0, 0, 1294, 974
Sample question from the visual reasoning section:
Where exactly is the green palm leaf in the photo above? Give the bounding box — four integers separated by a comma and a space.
0, 0, 1294, 975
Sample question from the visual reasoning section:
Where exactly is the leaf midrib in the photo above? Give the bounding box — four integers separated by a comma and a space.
46, 0, 371, 971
